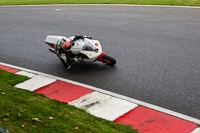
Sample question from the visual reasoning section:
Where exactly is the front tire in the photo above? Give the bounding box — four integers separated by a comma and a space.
101, 54, 116, 66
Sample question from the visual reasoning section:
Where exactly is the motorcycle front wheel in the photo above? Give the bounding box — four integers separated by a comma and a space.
101, 54, 116, 66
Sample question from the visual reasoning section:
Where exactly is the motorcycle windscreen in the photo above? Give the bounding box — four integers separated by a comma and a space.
82, 40, 98, 51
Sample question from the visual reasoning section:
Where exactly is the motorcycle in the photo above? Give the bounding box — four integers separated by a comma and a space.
45, 35, 116, 67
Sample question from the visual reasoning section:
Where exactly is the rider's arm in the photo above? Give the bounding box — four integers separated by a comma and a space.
71, 35, 92, 42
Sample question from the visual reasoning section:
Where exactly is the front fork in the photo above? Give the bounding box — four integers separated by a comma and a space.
97, 51, 105, 62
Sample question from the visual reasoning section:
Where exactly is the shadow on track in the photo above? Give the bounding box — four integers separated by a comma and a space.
64, 62, 116, 74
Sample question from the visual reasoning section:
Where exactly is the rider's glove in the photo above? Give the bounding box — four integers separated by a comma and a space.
73, 57, 82, 62
83, 35, 93, 39
73, 58, 79, 62
88, 36, 93, 39
78, 57, 82, 61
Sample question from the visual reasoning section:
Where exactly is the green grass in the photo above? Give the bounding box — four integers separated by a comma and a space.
0, 0, 200, 6
0, 69, 137, 133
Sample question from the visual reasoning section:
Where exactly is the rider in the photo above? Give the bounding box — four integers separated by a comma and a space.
57, 35, 93, 69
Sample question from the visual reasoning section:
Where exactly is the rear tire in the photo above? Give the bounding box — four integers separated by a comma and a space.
101, 54, 116, 66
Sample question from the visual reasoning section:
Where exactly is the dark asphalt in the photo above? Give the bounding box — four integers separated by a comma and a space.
0, 5, 200, 119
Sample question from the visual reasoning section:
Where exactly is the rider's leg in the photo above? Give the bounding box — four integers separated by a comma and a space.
58, 54, 71, 69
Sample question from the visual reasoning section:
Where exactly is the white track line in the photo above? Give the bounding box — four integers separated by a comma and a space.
0, 61, 200, 125
0, 4, 200, 9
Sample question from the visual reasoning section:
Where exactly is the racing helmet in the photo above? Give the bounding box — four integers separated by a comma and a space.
59, 38, 71, 51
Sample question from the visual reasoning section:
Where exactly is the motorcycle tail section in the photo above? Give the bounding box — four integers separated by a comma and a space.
45, 35, 65, 48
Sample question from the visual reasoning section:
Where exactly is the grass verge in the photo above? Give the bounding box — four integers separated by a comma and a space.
0, 69, 137, 133
0, 0, 200, 6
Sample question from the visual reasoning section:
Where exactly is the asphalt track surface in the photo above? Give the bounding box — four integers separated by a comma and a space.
0, 5, 200, 119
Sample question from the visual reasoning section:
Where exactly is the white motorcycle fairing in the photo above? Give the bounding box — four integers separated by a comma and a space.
71, 38, 102, 62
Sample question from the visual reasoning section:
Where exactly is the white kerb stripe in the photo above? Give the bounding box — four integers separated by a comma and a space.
191, 128, 200, 133
69, 91, 138, 121
15, 71, 36, 78
15, 75, 56, 91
